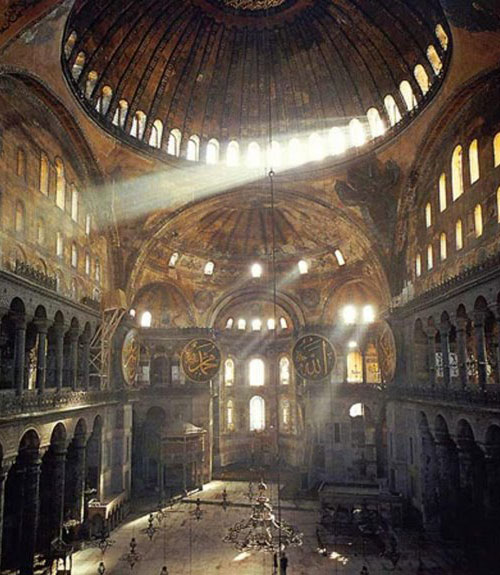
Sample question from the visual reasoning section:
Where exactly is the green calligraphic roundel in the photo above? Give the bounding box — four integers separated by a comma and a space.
181, 338, 221, 382
292, 334, 336, 381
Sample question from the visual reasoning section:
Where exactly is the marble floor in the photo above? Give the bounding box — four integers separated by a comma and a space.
71, 481, 467, 575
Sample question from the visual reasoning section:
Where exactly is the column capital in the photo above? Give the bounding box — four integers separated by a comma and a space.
456, 317, 468, 331
68, 326, 80, 342
13, 314, 27, 330
474, 309, 487, 326
34, 318, 50, 334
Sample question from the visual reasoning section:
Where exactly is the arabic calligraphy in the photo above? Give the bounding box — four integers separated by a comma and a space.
181, 339, 221, 382
292, 335, 335, 381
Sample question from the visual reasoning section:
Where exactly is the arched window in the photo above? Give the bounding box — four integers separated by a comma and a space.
267, 318, 276, 330
384, 95, 401, 126
85, 71, 98, 99
225, 317, 234, 329
439, 173, 447, 212
251, 318, 262, 331
280, 317, 288, 330
427, 244, 434, 270
140, 311, 152, 328
39, 152, 49, 195
279, 356, 290, 385
204, 261, 214, 276
225, 358, 234, 386
440, 232, 447, 260
349, 119, 366, 147
415, 253, 422, 277
56, 232, 63, 257
427, 45, 443, 75
64, 31, 77, 59
298, 259, 308, 274
130, 111, 146, 139
55, 158, 65, 210
456, 219, 463, 250
167, 129, 181, 157
85, 252, 90, 275
149, 120, 163, 149
249, 358, 265, 386
474, 203, 483, 237
267, 141, 282, 168
497, 187, 500, 223
95, 258, 101, 283
400, 81, 417, 111
71, 52, 86, 80
365, 343, 381, 383
85, 214, 91, 236
494, 133, 500, 168
451, 145, 464, 200
281, 399, 291, 428
308, 132, 325, 161
168, 252, 179, 267
328, 128, 347, 155
366, 108, 385, 139
249, 396, 265, 431
71, 243, 78, 268
71, 185, 79, 222
97, 85, 112, 115
246, 141, 261, 167
435, 24, 449, 50
186, 135, 200, 161
226, 140, 240, 166
414, 65, 430, 95
17, 148, 26, 179
335, 249, 345, 266
36, 219, 45, 244
251, 262, 263, 278
227, 400, 234, 430
347, 349, 363, 383
113, 100, 129, 128
206, 138, 219, 164
288, 138, 304, 164
15, 201, 25, 233
362, 305, 375, 324
425, 202, 432, 228
237, 318, 246, 331
468, 139, 480, 184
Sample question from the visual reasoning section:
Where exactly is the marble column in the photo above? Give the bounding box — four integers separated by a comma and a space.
53, 325, 65, 393
69, 328, 79, 391
474, 310, 487, 389
456, 317, 469, 389
19, 450, 41, 575
13, 316, 26, 396
426, 327, 437, 387
65, 437, 86, 523
0, 459, 14, 565
34, 320, 49, 395
439, 322, 451, 388
49, 445, 67, 542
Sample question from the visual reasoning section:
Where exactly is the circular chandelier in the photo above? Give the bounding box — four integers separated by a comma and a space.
224, 482, 302, 553
220, 0, 287, 10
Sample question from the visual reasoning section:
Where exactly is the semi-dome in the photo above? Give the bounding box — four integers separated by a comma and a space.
63, 0, 450, 165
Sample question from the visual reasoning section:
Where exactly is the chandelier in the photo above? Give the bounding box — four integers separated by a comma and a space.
221, 0, 287, 10
224, 481, 302, 553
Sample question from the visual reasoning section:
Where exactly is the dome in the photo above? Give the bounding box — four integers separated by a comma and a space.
63, 0, 450, 164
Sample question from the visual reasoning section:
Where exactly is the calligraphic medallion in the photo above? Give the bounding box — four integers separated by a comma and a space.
181, 338, 221, 383
121, 328, 140, 385
292, 334, 335, 381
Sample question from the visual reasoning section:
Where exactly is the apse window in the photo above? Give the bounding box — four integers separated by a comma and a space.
342, 305, 357, 325
56, 232, 63, 257
267, 318, 276, 330
249, 396, 265, 431
168, 252, 179, 268
225, 317, 234, 329
474, 204, 483, 237
494, 133, 500, 168
335, 249, 346, 266
427, 244, 434, 270
298, 260, 308, 274
349, 403, 365, 418
39, 152, 49, 196
251, 263, 263, 278
71, 186, 79, 222
55, 158, 66, 211
439, 173, 447, 212
455, 219, 463, 250
249, 358, 265, 386
251, 318, 262, 331
204, 261, 215, 276
227, 400, 234, 430
451, 145, 464, 201
468, 139, 480, 184
86, 214, 92, 236
362, 305, 375, 324
416, 253, 422, 277
237, 318, 246, 331
425, 202, 432, 228
225, 358, 234, 386
279, 356, 290, 385
140, 311, 152, 328
440, 233, 447, 261
280, 317, 288, 330
281, 399, 291, 428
